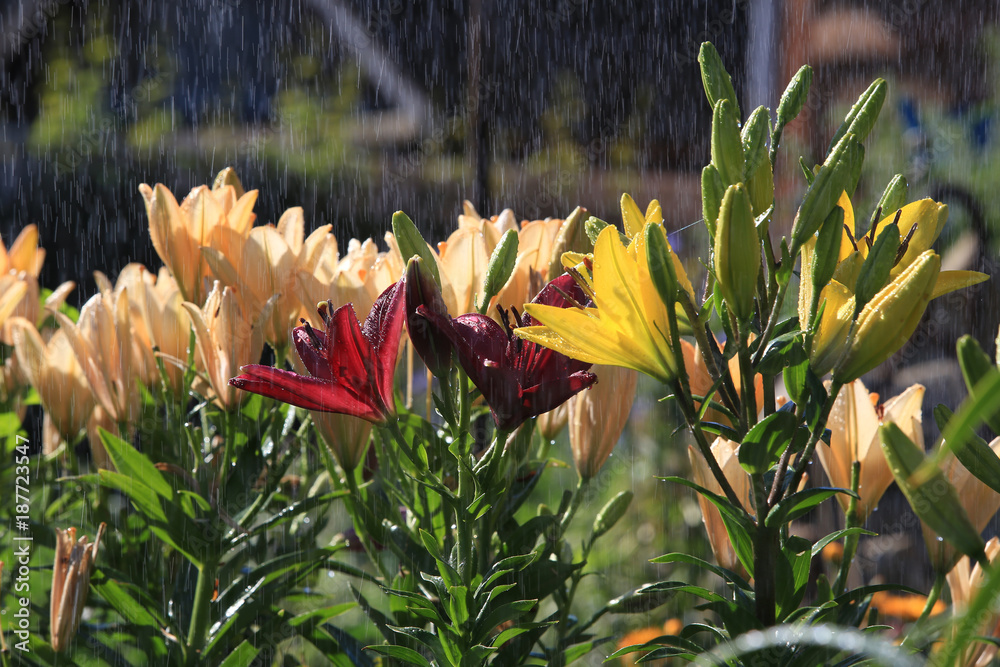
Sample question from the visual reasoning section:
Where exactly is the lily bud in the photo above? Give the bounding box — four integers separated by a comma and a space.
688, 439, 753, 577
546, 206, 592, 281
776, 65, 813, 132
827, 78, 887, 153
834, 250, 940, 383
698, 42, 740, 118
741, 106, 770, 182
791, 134, 859, 249
874, 174, 908, 223
313, 411, 374, 472
714, 184, 760, 323
405, 258, 453, 377
480, 228, 519, 313
51, 524, 106, 653
701, 164, 725, 239
568, 364, 636, 479
711, 99, 744, 187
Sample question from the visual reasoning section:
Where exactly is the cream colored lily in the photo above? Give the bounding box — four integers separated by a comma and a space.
0, 224, 74, 344
56, 290, 139, 431
922, 437, 1000, 573
946, 537, 1000, 666
568, 364, 638, 479
688, 438, 753, 577
139, 171, 258, 304
183, 282, 273, 411
10, 317, 95, 448
134, 268, 194, 397
817, 380, 924, 521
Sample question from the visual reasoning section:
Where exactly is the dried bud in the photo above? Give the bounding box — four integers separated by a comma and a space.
51, 524, 106, 653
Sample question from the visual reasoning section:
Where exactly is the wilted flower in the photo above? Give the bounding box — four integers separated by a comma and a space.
230, 281, 405, 422
50, 523, 106, 653
688, 438, 753, 577
568, 364, 637, 479
817, 380, 924, 521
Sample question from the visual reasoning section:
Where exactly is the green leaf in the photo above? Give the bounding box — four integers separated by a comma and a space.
879, 422, 986, 564
776, 65, 813, 132
958, 335, 1000, 435
935, 404, 1000, 494
828, 78, 887, 153
810, 528, 876, 559
739, 412, 800, 474
592, 490, 633, 541
480, 228, 519, 313
607, 583, 678, 613
698, 42, 740, 118
392, 210, 440, 286
757, 331, 806, 375
931, 366, 1000, 474
218, 641, 259, 667
288, 603, 358, 627
648, 552, 751, 591
364, 644, 433, 667
766, 488, 855, 528
99, 428, 174, 498
662, 476, 756, 576
90, 569, 164, 630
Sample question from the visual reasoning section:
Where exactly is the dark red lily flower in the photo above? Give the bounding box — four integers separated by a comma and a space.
229, 280, 405, 423
418, 273, 597, 430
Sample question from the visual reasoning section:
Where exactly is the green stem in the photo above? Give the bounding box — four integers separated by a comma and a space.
833, 461, 862, 597
186, 557, 218, 664
750, 251, 796, 368
786, 381, 843, 499
751, 472, 777, 626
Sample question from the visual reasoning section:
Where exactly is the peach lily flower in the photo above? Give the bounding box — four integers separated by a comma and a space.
946, 537, 1000, 666
688, 438, 753, 577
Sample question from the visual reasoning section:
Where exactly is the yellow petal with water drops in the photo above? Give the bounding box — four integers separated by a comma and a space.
929, 270, 989, 300
620, 193, 647, 239
645, 199, 663, 225
515, 317, 612, 366
836, 191, 856, 263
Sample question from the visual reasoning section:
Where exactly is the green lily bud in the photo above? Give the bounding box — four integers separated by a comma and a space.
852, 221, 900, 317
776, 65, 813, 132
479, 228, 519, 313
213, 167, 245, 197
393, 210, 441, 287
874, 174, 908, 223
645, 222, 679, 305
714, 184, 760, 323
547, 206, 592, 280
791, 134, 860, 249
810, 206, 845, 305
712, 99, 744, 187
592, 491, 634, 540
741, 106, 770, 181
833, 250, 940, 382
702, 164, 726, 238
585, 215, 610, 245
828, 78, 887, 153
698, 42, 740, 118
746, 154, 774, 217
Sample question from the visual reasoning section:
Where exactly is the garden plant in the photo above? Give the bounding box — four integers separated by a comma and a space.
3, 42, 1000, 666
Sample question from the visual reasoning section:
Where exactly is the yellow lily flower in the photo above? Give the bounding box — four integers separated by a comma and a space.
817, 380, 924, 521
946, 536, 1000, 667
688, 438, 753, 577
516, 224, 680, 383
568, 364, 638, 479
9, 317, 94, 447
921, 437, 1000, 573
182, 282, 273, 411
139, 173, 258, 304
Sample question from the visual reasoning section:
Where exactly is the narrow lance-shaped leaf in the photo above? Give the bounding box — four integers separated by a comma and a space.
879, 422, 986, 565
958, 335, 1000, 435
934, 404, 1000, 495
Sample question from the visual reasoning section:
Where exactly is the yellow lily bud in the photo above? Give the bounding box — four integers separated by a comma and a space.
50, 524, 105, 653
714, 184, 760, 323
313, 411, 374, 472
568, 364, 637, 479
833, 250, 940, 383
688, 438, 753, 577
